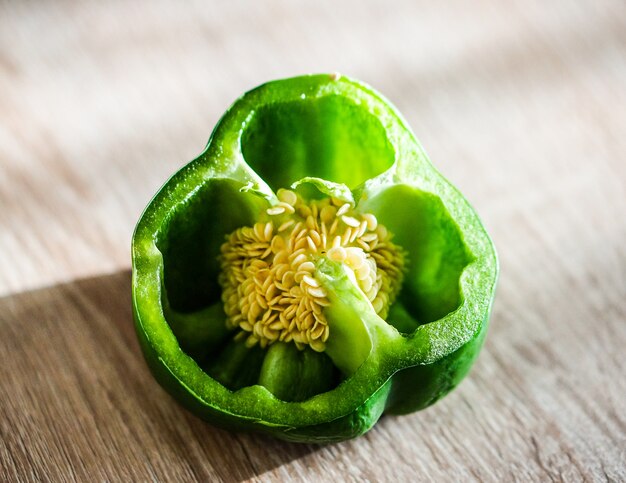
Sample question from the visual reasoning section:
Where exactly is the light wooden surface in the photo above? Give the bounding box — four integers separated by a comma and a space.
1, 1, 625, 481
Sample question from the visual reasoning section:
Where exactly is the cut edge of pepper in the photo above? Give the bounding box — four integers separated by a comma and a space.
131, 73, 499, 433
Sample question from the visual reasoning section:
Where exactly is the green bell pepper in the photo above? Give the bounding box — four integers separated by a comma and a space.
131, 73, 498, 443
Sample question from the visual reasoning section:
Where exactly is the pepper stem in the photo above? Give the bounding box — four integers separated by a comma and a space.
316, 258, 399, 375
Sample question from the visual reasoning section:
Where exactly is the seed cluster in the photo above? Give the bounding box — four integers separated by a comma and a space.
219, 189, 406, 352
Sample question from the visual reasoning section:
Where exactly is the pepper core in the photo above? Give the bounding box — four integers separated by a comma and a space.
219, 189, 406, 353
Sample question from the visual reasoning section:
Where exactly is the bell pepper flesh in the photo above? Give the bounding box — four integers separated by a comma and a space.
131, 74, 498, 442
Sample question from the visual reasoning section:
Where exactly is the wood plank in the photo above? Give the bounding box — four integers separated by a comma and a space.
1, 0, 625, 480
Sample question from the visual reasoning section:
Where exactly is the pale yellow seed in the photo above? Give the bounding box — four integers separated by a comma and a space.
277, 189, 297, 206
362, 233, 378, 242
356, 263, 371, 280
311, 323, 325, 339
289, 248, 306, 260
307, 286, 327, 298
320, 205, 336, 223
269, 295, 283, 307
274, 263, 289, 279
360, 276, 374, 293
263, 326, 279, 341
306, 236, 317, 252
316, 297, 331, 307
264, 222, 274, 241
329, 218, 339, 235
302, 313, 315, 330
310, 339, 325, 352
302, 275, 320, 287
249, 302, 262, 321
322, 325, 330, 342
336, 203, 351, 217
299, 261, 315, 272
283, 304, 296, 320
278, 220, 295, 232
341, 228, 352, 246
349, 227, 360, 244
357, 220, 368, 238
267, 206, 285, 216
253, 223, 265, 240
327, 246, 346, 262
282, 271, 296, 289
294, 238, 308, 251
269, 321, 283, 331
291, 253, 308, 267
266, 284, 277, 301
346, 248, 365, 269
357, 239, 371, 251
362, 213, 378, 231
277, 201, 295, 214
309, 230, 321, 246
271, 236, 285, 253
342, 215, 360, 228
245, 335, 259, 348
294, 227, 307, 240
257, 293, 269, 310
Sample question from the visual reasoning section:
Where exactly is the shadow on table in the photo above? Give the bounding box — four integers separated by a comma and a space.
0, 270, 320, 481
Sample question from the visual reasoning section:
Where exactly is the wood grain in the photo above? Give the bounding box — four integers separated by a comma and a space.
1, 0, 625, 481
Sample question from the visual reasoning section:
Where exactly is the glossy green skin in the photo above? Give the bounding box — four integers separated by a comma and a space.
131, 74, 498, 443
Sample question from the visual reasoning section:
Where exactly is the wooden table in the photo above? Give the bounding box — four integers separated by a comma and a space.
2, 1, 625, 481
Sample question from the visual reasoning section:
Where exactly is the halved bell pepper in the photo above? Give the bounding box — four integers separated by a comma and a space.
131, 74, 498, 443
